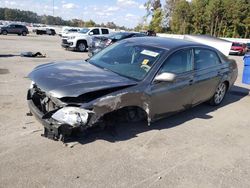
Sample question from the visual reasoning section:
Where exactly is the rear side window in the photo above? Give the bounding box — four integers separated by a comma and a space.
160, 49, 193, 74
101, 29, 109, 34
91, 29, 100, 35
194, 49, 220, 70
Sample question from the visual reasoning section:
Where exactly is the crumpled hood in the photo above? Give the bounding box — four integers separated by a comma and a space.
28, 60, 137, 98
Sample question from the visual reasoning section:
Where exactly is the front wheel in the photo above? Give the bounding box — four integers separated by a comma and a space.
209, 82, 227, 106
77, 41, 87, 52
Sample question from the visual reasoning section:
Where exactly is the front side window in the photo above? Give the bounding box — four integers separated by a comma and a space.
194, 49, 220, 70
89, 42, 164, 81
91, 29, 100, 35
160, 49, 193, 74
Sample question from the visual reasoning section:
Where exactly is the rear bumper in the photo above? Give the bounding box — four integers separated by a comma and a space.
229, 50, 241, 55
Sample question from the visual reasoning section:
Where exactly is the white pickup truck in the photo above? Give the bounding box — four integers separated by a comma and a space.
61, 27, 111, 52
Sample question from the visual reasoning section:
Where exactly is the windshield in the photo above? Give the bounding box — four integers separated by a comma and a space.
89, 42, 164, 81
79, 28, 90, 34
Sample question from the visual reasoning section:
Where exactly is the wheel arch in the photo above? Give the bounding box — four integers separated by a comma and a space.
76, 39, 88, 47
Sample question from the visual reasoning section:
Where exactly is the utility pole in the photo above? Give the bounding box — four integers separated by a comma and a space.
52, 0, 54, 16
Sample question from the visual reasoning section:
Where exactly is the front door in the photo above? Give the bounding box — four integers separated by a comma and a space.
149, 49, 195, 119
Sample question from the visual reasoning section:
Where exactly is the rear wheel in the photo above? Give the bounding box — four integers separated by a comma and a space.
77, 41, 87, 52
2, 30, 7, 35
209, 82, 227, 106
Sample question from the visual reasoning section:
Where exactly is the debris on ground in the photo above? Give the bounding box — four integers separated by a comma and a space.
21, 52, 46, 58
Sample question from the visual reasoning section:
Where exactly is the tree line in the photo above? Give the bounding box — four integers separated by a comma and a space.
0, 8, 128, 30
135, 0, 250, 38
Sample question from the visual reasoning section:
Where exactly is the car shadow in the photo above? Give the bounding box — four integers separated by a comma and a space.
67, 85, 249, 145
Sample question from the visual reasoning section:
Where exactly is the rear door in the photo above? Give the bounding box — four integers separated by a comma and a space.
16, 25, 24, 34
149, 49, 195, 118
191, 48, 223, 105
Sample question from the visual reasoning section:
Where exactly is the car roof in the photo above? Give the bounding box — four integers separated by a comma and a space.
124, 37, 208, 50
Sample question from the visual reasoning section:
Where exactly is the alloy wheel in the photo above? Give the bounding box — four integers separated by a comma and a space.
214, 82, 226, 104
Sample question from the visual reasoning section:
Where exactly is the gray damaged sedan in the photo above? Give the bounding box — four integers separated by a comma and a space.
27, 37, 238, 141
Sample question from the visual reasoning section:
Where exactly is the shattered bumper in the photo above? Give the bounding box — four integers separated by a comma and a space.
27, 99, 65, 140
27, 88, 93, 141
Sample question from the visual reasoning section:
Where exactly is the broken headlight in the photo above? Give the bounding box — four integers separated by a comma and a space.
52, 107, 89, 127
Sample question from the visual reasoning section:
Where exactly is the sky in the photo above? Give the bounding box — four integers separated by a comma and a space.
0, 0, 153, 28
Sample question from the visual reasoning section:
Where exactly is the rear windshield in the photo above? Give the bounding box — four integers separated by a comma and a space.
232, 43, 243, 47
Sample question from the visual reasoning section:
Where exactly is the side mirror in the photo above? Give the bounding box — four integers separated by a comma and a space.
154, 72, 176, 83
89, 32, 94, 35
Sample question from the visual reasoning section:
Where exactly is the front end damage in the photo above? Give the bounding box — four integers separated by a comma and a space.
27, 83, 150, 141
27, 84, 95, 141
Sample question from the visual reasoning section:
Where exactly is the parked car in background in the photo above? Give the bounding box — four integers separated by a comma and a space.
27, 37, 238, 140
0, 24, 29, 36
140, 30, 157, 36
89, 32, 147, 56
36, 28, 56, 35
61, 27, 111, 52
229, 42, 247, 55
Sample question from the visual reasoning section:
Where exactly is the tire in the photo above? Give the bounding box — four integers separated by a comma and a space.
22, 31, 27, 36
209, 82, 227, 106
2, 30, 7, 35
77, 41, 87, 52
